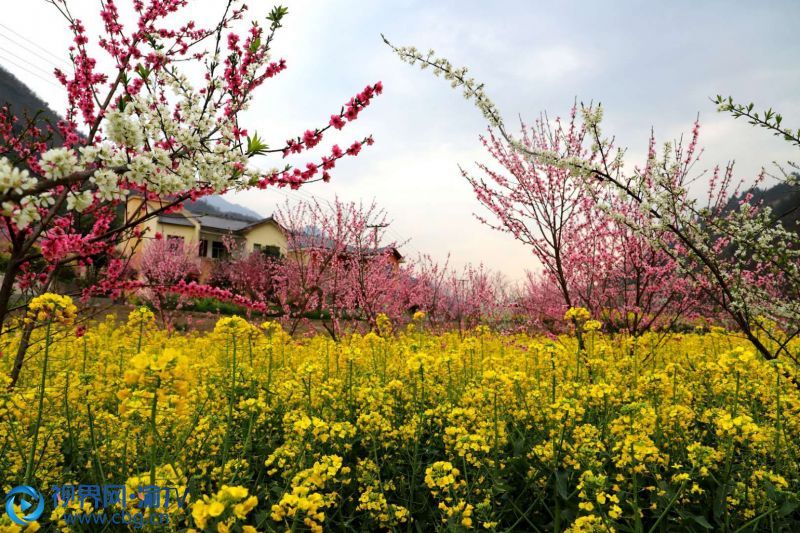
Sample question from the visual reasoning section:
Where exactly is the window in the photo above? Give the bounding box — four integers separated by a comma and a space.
211, 241, 227, 259
199, 239, 208, 257
253, 243, 281, 258
262, 245, 281, 258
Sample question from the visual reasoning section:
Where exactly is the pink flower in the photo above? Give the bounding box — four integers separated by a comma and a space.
346, 141, 362, 156
302, 129, 322, 149
329, 115, 345, 130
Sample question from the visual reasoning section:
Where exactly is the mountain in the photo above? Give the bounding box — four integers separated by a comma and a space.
753, 181, 800, 232
0, 65, 62, 133
185, 196, 265, 222
729, 180, 800, 233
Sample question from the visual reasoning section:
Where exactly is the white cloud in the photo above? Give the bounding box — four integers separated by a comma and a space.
521, 44, 591, 83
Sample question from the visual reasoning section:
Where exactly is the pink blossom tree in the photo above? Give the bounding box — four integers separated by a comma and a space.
462, 114, 594, 316
516, 272, 569, 332
444, 263, 506, 333
463, 117, 691, 341
407, 254, 512, 332
137, 236, 200, 327
273, 198, 415, 338
405, 253, 452, 328
211, 244, 281, 305
1, 1, 383, 386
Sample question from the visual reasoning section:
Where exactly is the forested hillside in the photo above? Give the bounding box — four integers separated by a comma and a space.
0, 65, 61, 133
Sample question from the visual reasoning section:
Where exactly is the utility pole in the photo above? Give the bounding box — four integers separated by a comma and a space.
456, 278, 467, 337
366, 223, 389, 250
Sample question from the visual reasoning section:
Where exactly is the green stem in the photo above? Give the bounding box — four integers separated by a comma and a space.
221, 333, 238, 478
149, 375, 161, 486
87, 404, 106, 483
24, 320, 52, 485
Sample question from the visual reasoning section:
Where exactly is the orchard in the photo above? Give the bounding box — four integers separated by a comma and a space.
0, 1, 798, 531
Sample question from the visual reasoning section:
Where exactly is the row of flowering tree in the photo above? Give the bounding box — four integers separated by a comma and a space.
135, 179, 703, 342
203, 198, 513, 339
134, 194, 523, 338
261, 197, 413, 339
0, 0, 384, 386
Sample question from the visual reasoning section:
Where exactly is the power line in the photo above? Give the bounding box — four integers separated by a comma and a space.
0, 53, 61, 88
366, 222, 389, 249
0, 23, 71, 67
0, 33, 68, 74
0, 45, 56, 78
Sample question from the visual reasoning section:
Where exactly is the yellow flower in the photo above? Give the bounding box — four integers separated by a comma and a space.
233, 496, 258, 519
564, 307, 591, 323
584, 319, 602, 331
26, 293, 77, 325
578, 501, 594, 511
207, 501, 225, 517
214, 315, 250, 336
221, 485, 249, 500
192, 501, 209, 529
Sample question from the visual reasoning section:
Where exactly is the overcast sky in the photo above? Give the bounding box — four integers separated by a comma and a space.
2, 1, 799, 280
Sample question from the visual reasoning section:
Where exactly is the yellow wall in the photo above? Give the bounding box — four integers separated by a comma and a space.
243, 222, 288, 255
118, 197, 200, 267
156, 222, 198, 243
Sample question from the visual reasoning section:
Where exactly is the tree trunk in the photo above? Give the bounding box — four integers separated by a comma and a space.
8, 321, 34, 389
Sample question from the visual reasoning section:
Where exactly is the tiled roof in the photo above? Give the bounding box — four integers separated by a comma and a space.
193, 214, 252, 232
289, 229, 403, 260
157, 213, 195, 227
158, 212, 281, 234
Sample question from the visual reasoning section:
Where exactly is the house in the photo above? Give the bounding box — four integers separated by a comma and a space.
287, 229, 404, 270
122, 195, 288, 280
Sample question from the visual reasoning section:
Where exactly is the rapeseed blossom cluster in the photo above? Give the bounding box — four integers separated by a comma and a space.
25, 293, 77, 325
0, 301, 798, 530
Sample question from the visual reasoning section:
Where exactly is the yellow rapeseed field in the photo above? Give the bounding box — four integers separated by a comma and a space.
0, 296, 798, 531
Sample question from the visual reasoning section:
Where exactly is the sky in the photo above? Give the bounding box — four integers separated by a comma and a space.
2, 1, 799, 281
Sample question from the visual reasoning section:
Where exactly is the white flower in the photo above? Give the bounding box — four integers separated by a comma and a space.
79, 145, 102, 164
11, 200, 40, 229
66, 190, 94, 212
90, 168, 124, 201
106, 109, 144, 148
124, 154, 155, 186
0, 157, 36, 195
39, 148, 78, 180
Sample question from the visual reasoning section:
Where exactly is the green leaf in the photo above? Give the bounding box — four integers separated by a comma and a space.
267, 5, 289, 27
555, 470, 569, 500
136, 65, 151, 80
713, 487, 725, 522
689, 514, 714, 529
764, 479, 778, 501
118, 94, 131, 112
778, 499, 798, 517
246, 133, 269, 156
